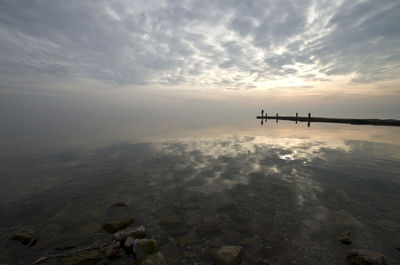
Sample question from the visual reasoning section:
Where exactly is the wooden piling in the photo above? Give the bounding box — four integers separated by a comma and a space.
296, 112, 298, 124
276, 113, 278, 123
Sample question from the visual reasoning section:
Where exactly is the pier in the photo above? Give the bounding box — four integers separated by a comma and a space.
257, 113, 400, 127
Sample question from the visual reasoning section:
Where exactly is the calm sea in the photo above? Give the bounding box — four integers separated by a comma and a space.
0, 115, 399, 265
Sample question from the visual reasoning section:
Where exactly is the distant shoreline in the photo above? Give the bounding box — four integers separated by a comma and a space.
256, 115, 400, 126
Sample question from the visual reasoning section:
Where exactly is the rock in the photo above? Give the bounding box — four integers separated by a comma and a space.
179, 231, 202, 247
125, 236, 136, 248
346, 249, 387, 265
111, 202, 128, 207
10, 229, 37, 247
134, 239, 158, 263
214, 246, 242, 265
338, 231, 352, 245
140, 252, 167, 265
114, 226, 146, 242
160, 215, 184, 228
102, 217, 135, 233
102, 240, 122, 257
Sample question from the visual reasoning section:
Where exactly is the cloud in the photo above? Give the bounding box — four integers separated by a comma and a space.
0, 0, 399, 92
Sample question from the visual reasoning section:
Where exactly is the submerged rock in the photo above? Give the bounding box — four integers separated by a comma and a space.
10, 229, 37, 247
338, 231, 352, 245
140, 252, 167, 265
179, 231, 202, 247
214, 245, 242, 265
160, 215, 184, 228
102, 217, 135, 233
346, 249, 387, 265
113, 226, 146, 242
134, 238, 158, 263
111, 202, 128, 207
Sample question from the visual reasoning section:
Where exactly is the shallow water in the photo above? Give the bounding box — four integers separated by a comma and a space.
0, 120, 400, 265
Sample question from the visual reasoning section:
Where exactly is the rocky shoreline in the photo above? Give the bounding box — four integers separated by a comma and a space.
5, 202, 392, 265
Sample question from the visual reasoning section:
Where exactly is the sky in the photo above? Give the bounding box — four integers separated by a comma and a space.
1, 0, 400, 116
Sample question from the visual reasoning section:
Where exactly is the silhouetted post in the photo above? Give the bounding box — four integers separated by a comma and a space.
265, 113, 267, 122
308, 113, 311, 127
261, 109, 264, 117
276, 113, 278, 123
296, 112, 298, 124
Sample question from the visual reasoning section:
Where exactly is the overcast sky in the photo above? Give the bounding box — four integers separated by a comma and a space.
0, 0, 400, 112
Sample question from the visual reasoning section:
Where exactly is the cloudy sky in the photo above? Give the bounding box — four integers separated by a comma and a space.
0, 0, 400, 113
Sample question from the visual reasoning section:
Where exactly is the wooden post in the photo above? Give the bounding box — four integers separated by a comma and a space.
296, 112, 298, 124
265, 113, 267, 122
308, 113, 311, 127
276, 113, 278, 123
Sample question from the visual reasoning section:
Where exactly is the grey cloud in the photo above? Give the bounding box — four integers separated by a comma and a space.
0, 0, 399, 89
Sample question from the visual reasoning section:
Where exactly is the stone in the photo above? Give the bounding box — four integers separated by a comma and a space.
140, 252, 167, 265
214, 246, 242, 265
179, 232, 202, 247
134, 239, 158, 263
10, 229, 37, 247
102, 217, 135, 233
125, 236, 136, 248
114, 226, 146, 242
160, 215, 184, 228
338, 231, 352, 245
102, 240, 122, 257
346, 249, 387, 265
111, 202, 128, 207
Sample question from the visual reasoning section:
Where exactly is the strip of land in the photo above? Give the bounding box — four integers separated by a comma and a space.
256, 115, 400, 127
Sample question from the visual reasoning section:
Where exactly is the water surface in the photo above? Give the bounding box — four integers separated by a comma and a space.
0, 119, 399, 265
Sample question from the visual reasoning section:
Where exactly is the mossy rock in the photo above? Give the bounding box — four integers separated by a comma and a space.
134, 239, 158, 263
102, 217, 135, 233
